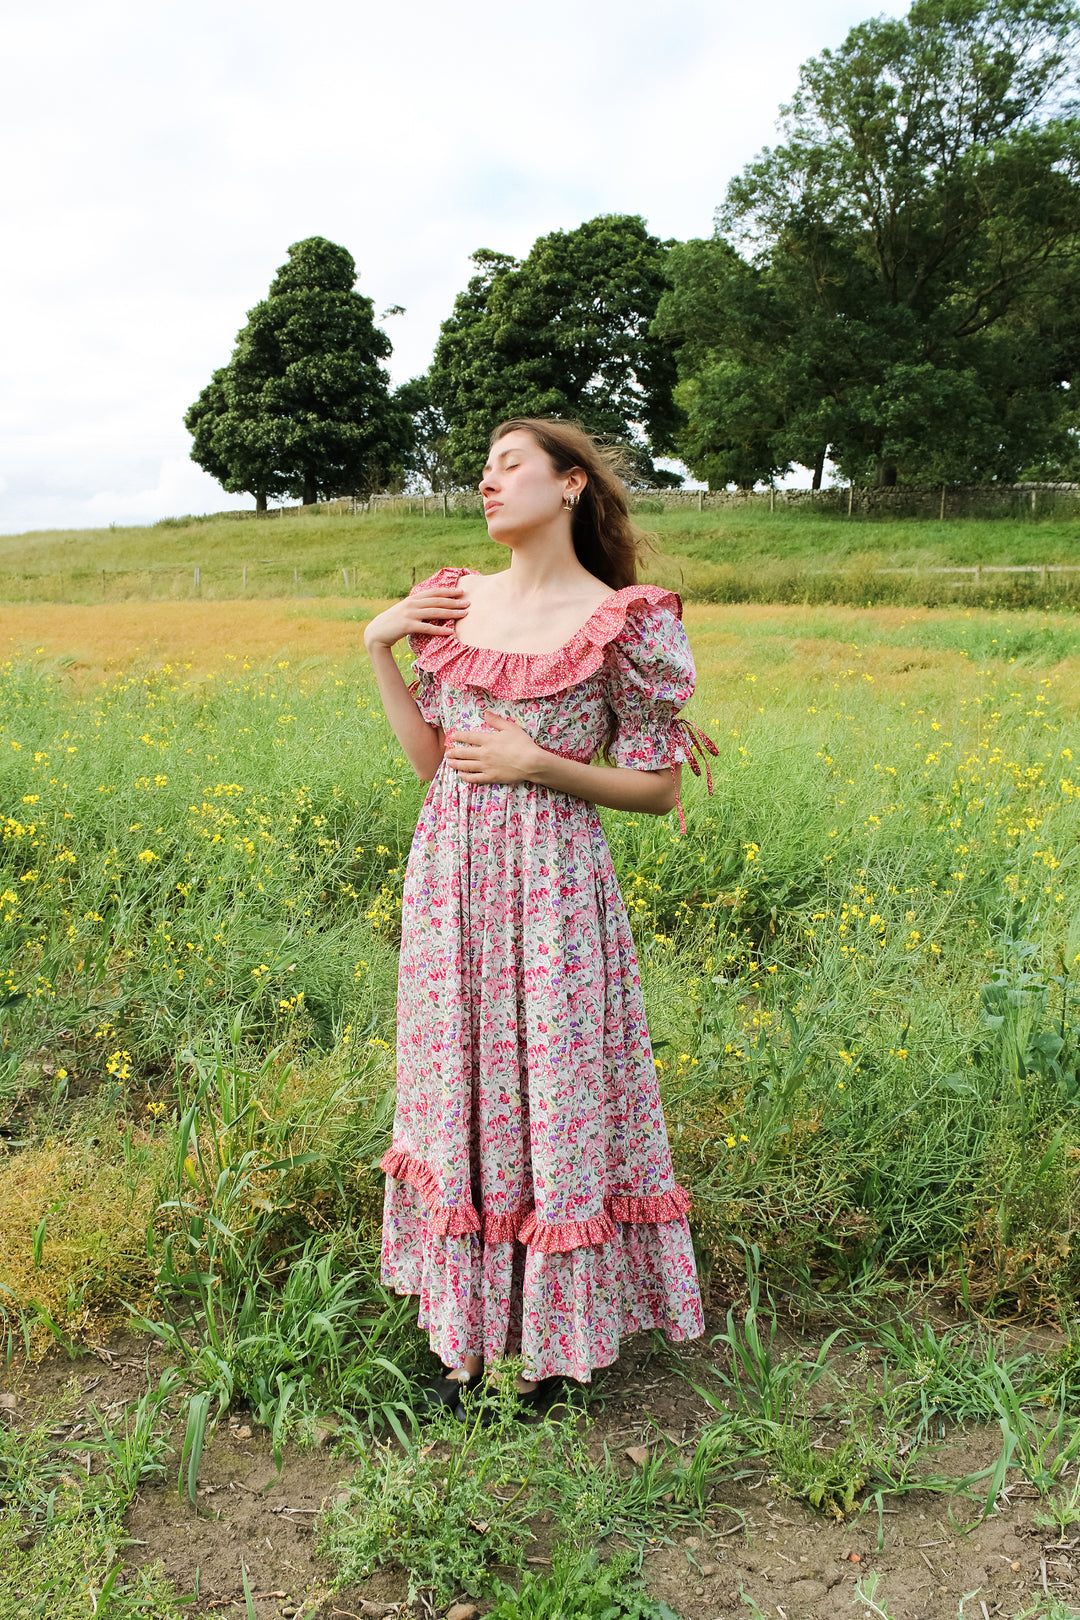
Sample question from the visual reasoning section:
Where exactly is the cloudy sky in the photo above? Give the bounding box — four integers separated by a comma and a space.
0, 0, 906, 536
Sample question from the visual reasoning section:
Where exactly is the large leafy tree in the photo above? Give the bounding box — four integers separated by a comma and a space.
656, 0, 1080, 487
185, 237, 413, 508
395, 375, 456, 493
429, 216, 683, 485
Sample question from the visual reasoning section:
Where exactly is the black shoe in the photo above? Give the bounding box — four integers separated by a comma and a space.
453, 1376, 562, 1425
418, 1371, 480, 1416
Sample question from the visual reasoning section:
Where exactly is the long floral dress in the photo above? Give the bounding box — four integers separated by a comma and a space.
380, 566, 706, 1381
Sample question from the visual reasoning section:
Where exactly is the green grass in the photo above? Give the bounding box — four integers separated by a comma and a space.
692, 603, 1080, 664
2, 504, 1079, 606
0, 1514, 183, 1619
0, 1384, 185, 1618
3, 597, 1080, 1607
2, 615, 1080, 1320
487, 1550, 680, 1620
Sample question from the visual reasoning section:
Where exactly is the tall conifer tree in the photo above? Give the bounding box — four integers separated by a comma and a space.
186, 238, 412, 508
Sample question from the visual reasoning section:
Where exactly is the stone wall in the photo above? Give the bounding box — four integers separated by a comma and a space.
220, 482, 1080, 520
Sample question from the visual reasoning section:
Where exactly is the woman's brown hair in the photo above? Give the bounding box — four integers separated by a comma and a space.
489, 417, 648, 591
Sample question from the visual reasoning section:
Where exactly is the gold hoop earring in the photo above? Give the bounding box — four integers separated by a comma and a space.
563, 494, 578, 510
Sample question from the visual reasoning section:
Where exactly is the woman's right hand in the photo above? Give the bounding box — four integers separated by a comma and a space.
363, 588, 469, 652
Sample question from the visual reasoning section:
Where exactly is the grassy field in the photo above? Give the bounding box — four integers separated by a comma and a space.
3, 589, 1080, 1615
3, 503, 1080, 609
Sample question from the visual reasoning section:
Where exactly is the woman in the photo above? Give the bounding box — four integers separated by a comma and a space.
363, 418, 711, 1407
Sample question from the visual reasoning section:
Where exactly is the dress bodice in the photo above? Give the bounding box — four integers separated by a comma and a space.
408, 567, 701, 772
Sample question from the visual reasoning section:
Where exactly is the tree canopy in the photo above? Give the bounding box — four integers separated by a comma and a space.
183, 8, 1080, 503
655, 0, 1080, 487
395, 374, 455, 494
428, 216, 682, 486
185, 237, 413, 508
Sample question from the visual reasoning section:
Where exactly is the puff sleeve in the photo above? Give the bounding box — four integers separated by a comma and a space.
405, 566, 466, 727
409, 665, 442, 727
606, 602, 697, 771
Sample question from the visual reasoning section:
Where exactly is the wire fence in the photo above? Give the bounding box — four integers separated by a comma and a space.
0, 563, 376, 603
2, 557, 1080, 607
200, 481, 1080, 521
4, 483, 1078, 605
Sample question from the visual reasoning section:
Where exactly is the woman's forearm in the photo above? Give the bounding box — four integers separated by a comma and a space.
366, 644, 444, 779
529, 751, 680, 815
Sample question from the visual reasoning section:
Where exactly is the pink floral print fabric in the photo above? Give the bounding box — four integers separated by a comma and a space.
380, 567, 705, 1380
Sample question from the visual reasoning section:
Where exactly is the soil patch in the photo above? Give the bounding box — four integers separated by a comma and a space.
2, 1323, 1074, 1619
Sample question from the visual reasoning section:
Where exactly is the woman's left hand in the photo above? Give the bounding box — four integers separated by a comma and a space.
444, 711, 543, 784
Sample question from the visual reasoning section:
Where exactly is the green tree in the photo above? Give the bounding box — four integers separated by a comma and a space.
429, 217, 682, 486
395, 375, 456, 492
185, 237, 413, 508
657, 0, 1080, 488
655, 238, 798, 489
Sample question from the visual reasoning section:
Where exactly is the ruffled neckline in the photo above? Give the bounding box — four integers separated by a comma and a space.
409, 568, 683, 701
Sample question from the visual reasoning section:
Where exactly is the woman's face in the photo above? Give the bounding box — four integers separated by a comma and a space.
479, 431, 582, 543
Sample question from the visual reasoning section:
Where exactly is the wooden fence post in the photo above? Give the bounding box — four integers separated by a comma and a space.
443, 493, 448, 517
342, 567, 349, 590
848, 484, 854, 517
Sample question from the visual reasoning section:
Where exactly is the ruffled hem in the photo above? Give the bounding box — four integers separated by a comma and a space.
408, 568, 683, 701
607, 1185, 691, 1223
483, 1205, 534, 1243
383, 1178, 704, 1378
381, 1148, 692, 1252
379, 1148, 481, 1237
518, 1208, 619, 1250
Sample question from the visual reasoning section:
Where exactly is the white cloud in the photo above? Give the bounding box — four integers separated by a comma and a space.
0, 0, 906, 534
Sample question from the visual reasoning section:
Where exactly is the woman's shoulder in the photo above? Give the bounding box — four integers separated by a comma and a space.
590, 583, 684, 650
602, 584, 694, 693
409, 565, 479, 596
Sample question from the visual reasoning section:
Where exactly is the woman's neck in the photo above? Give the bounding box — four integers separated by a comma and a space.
497, 527, 592, 599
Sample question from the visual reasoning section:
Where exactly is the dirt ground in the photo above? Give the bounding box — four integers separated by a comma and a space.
3, 1316, 1077, 1620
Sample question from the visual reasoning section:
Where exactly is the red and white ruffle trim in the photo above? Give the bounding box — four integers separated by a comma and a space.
381, 1147, 692, 1254
380, 1148, 481, 1237
408, 568, 683, 701
517, 1208, 619, 1251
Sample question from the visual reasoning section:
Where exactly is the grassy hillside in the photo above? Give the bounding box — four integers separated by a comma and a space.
2, 503, 1079, 606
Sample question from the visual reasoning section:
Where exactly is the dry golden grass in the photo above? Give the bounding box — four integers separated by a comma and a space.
0, 1136, 163, 1346
4, 596, 1076, 690
0, 598, 377, 680
4, 595, 1077, 769
687, 601, 1080, 711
